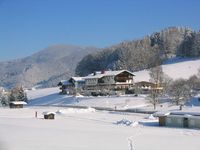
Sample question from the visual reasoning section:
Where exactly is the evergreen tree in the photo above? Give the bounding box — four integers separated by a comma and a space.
0, 88, 9, 106
9, 85, 28, 102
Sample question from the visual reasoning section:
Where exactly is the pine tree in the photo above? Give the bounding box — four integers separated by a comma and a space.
9, 85, 28, 102
0, 88, 9, 106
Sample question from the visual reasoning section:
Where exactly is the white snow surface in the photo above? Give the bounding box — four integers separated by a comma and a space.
134, 57, 200, 82
26, 87, 200, 113
27, 87, 148, 109
0, 107, 200, 150
56, 107, 96, 114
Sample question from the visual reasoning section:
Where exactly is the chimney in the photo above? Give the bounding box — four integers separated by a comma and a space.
93, 71, 96, 76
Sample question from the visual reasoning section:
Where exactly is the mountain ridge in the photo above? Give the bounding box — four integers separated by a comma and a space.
0, 44, 98, 89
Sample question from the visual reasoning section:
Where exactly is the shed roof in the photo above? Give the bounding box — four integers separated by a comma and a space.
10, 101, 27, 105
43, 111, 56, 115
153, 111, 170, 117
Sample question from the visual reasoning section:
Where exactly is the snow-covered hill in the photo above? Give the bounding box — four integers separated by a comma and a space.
134, 57, 200, 82
25, 57, 200, 112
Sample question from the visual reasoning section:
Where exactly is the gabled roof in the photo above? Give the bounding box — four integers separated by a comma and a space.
58, 80, 72, 86
84, 70, 135, 79
58, 77, 85, 86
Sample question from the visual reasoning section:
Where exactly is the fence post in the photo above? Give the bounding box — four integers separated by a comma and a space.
35, 111, 37, 118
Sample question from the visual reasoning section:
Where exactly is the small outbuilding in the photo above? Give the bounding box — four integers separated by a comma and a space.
9, 101, 27, 108
155, 111, 200, 129
153, 111, 170, 126
187, 115, 200, 128
43, 112, 56, 119
165, 115, 185, 128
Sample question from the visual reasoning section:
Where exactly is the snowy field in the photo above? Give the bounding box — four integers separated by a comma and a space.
27, 87, 148, 109
0, 107, 200, 150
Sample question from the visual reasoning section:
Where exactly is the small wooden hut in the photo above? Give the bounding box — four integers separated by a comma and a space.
9, 101, 27, 108
153, 111, 170, 126
43, 112, 56, 119
155, 111, 200, 129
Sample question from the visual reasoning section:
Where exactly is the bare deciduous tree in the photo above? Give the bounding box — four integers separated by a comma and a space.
168, 79, 191, 107
147, 89, 160, 110
147, 65, 164, 110
149, 65, 164, 84
187, 75, 200, 96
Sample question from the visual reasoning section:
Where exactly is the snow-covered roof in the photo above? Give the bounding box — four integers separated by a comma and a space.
59, 77, 85, 85
84, 70, 135, 79
154, 111, 200, 118
153, 111, 170, 117
10, 101, 27, 105
42, 111, 56, 115
71, 77, 85, 82
170, 112, 200, 116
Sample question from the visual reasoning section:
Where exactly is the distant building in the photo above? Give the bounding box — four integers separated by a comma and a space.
58, 70, 135, 95
58, 77, 85, 95
84, 70, 135, 95
43, 112, 56, 119
135, 81, 163, 94
9, 101, 27, 108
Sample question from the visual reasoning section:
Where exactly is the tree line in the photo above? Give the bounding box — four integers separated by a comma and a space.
76, 27, 200, 76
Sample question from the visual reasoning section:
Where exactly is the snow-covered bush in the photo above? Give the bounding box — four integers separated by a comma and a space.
0, 87, 9, 106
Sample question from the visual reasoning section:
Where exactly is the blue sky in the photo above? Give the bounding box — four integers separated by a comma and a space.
0, 0, 200, 61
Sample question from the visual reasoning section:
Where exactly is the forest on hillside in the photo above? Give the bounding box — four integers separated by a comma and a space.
76, 27, 200, 76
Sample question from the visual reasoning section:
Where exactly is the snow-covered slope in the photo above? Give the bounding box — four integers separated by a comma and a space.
27, 87, 148, 109
26, 87, 200, 113
134, 57, 200, 82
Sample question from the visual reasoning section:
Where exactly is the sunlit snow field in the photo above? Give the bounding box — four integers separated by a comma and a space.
0, 107, 200, 150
